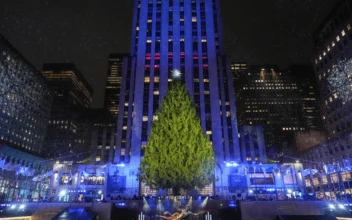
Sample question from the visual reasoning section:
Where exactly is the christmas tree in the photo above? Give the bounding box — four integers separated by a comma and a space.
139, 78, 215, 194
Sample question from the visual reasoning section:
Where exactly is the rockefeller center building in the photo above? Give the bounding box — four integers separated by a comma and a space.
111, 0, 241, 197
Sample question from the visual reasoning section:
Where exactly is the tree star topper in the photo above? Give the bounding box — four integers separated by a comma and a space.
171, 69, 182, 79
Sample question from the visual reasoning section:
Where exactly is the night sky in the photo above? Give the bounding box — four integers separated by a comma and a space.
0, 0, 336, 108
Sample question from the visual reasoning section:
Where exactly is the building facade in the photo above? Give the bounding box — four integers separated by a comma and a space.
51, 163, 106, 203
0, 35, 52, 154
112, 0, 241, 197
104, 54, 128, 118
233, 65, 303, 157
302, 163, 352, 201
300, 130, 352, 168
290, 65, 323, 130
313, 0, 352, 137
238, 125, 267, 163
88, 109, 116, 164
233, 64, 324, 160
42, 63, 93, 161
0, 145, 53, 202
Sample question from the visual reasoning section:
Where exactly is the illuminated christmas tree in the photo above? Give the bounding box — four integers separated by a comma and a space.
139, 72, 215, 195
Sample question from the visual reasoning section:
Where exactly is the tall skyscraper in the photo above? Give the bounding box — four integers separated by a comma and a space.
234, 65, 303, 153
112, 0, 240, 196
299, 0, 352, 168
0, 35, 52, 154
104, 54, 128, 118
313, 0, 352, 137
233, 64, 324, 161
289, 65, 323, 130
42, 63, 93, 160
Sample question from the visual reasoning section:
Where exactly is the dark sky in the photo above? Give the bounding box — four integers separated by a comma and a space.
0, 0, 336, 108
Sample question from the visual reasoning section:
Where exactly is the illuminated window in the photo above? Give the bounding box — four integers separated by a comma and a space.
147, 39, 152, 43
332, 41, 335, 47
153, 115, 158, 121
143, 116, 148, 121
206, 131, 212, 135
336, 36, 340, 42
123, 126, 127, 130
154, 90, 159, 95
204, 79, 209, 82
201, 39, 207, 42
180, 38, 184, 42
192, 17, 197, 22
147, 19, 152, 23
204, 90, 210, 94
96, 156, 101, 162
327, 46, 330, 52
154, 77, 159, 82
136, 26, 139, 31
342, 30, 346, 36
144, 77, 150, 83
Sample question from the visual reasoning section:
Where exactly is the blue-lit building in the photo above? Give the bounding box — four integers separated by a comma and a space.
111, 0, 240, 197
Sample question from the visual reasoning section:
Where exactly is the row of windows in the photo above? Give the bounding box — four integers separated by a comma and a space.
316, 24, 352, 66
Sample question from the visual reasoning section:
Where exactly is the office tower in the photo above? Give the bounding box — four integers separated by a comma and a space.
313, 0, 352, 136
299, 0, 352, 167
0, 35, 52, 154
105, 54, 128, 118
42, 63, 93, 160
290, 65, 323, 130
112, 0, 240, 196
234, 65, 304, 156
